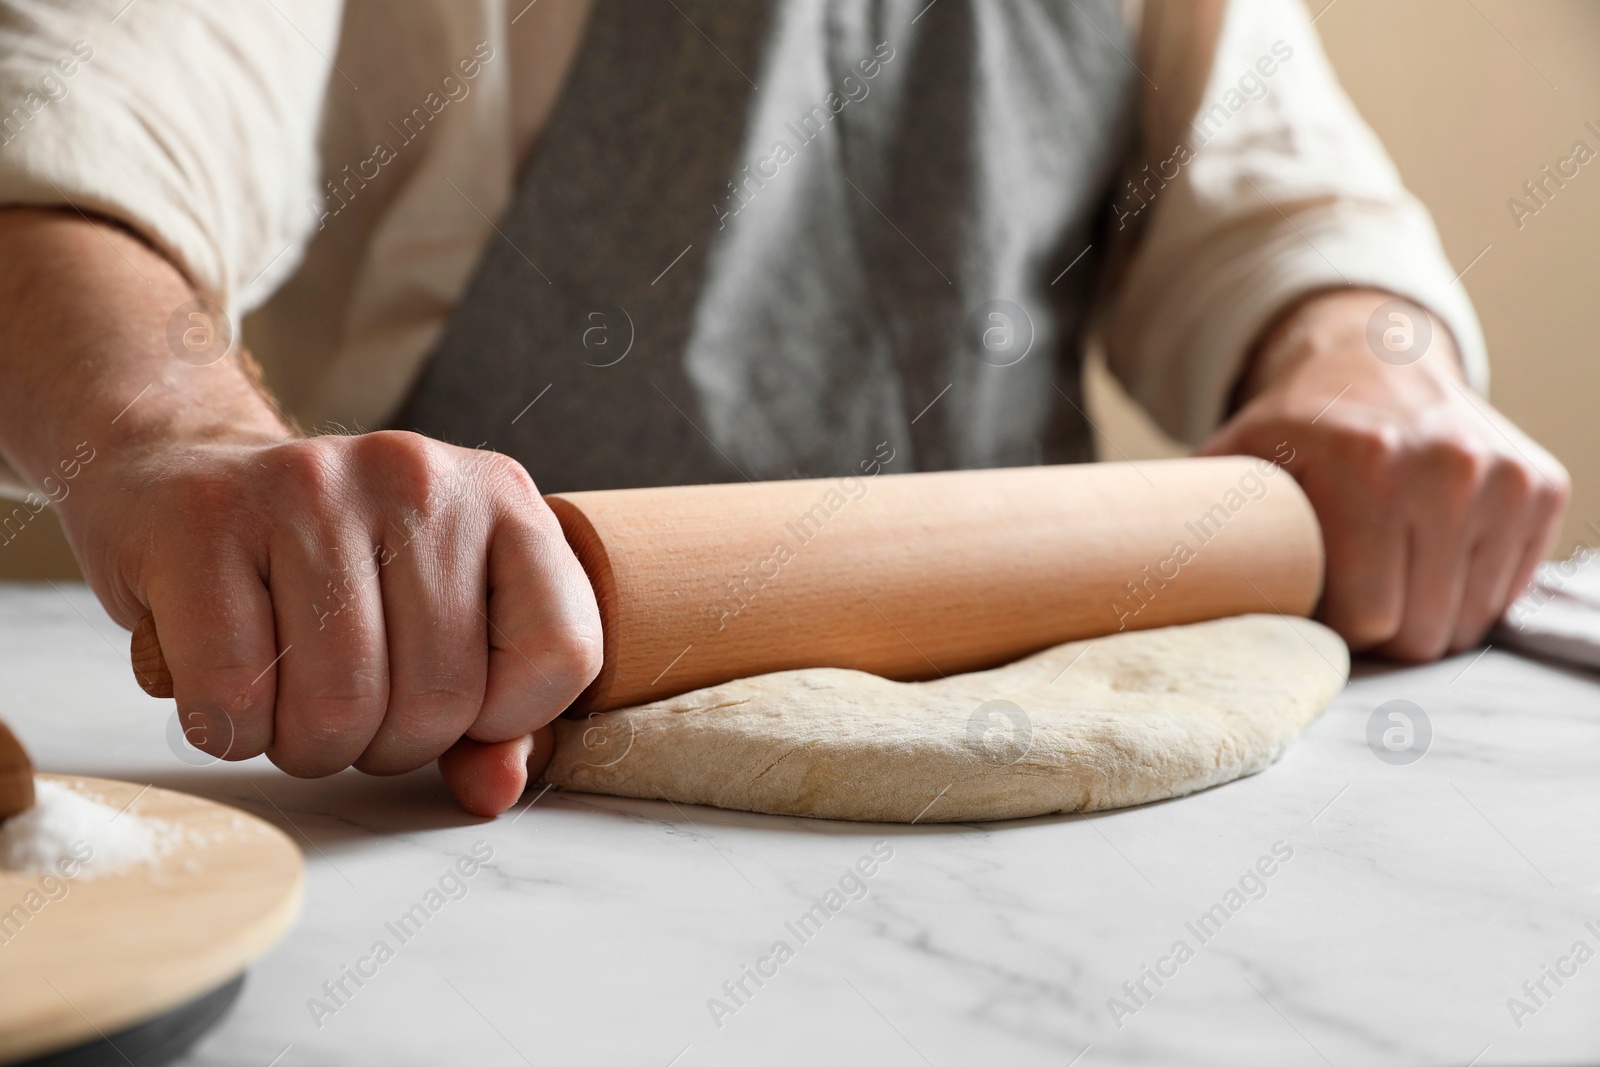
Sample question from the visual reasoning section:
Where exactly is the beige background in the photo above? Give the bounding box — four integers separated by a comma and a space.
3, 0, 1596, 581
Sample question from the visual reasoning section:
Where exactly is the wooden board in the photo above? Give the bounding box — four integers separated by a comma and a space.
0, 775, 302, 1064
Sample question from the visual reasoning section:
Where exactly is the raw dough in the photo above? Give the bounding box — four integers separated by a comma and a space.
539, 614, 1349, 823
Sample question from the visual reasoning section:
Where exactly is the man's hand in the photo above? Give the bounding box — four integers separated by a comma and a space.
0, 210, 599, 814
1199, 288, 1569, 661
67, 433, 601, 813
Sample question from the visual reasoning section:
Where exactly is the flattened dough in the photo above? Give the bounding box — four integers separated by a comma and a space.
539, 615, 1349, 823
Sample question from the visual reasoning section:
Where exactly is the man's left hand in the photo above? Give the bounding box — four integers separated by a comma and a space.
1198, 288, 1569, 662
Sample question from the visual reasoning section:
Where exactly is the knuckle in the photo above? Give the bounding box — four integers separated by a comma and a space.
361, 430, 450, 513
1418, 436, 1489, 487
306, 686, 386, 731
197, 688, 258, 729
398, 662, 486, 710
1336, 423, 1403, 477
176, 667, 266, 723
477, 450, 539, 499
369, 719, 449, 757
1489, 457, 1539, 507
281, 681, 387, 760
530, 624, 604, 697
360, 662, 486, 774
270, 439, 345, 504
289, 716, 366, 758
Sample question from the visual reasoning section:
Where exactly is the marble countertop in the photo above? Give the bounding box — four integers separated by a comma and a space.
4, 583, 1599, 1066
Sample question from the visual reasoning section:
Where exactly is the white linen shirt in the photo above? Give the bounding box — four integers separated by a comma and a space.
0, 0, 1486, 444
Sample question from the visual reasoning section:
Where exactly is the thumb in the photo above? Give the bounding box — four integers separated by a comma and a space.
437, 726, 556, 816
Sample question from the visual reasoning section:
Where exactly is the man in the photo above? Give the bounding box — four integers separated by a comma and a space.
0, 0, 1567, 814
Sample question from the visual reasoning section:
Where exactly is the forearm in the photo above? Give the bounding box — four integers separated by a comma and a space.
0, 210, 596, 816
0, 209, 291, 500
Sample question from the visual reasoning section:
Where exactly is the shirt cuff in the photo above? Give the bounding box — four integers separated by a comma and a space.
1105, 195, 1489, 445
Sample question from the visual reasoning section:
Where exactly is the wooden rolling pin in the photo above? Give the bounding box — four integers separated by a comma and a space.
131, 457, 1324, 713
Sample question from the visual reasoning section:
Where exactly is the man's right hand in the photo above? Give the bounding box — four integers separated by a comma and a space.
67, 433, 602, 814
0, 210, 600, 816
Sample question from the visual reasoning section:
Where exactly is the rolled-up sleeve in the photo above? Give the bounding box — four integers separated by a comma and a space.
1101, 0, 1488, 446
0, 0, 339, 311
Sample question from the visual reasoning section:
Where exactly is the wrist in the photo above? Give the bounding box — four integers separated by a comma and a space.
67, 417, 291, 499
0, 210, 295, 507
1238, 288, 1465, 405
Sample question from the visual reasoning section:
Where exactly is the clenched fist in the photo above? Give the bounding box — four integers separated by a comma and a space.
1201, 289, 1569, 661
63, 431, 602, 814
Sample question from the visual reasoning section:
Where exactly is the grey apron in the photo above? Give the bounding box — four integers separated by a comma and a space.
394, 0, 1137, 491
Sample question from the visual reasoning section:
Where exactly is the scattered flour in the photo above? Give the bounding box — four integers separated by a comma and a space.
0, 779, 170, 878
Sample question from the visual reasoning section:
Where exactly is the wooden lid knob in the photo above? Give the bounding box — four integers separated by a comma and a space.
0, 717, 34, 823
131, 613, 174, 699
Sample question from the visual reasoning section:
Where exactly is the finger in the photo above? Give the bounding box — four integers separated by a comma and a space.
438, 733, 535, 817
1447, 533, 1520, 654
1378, 507, 1472, 663
471, 467, 603, 742
1212, 418, 1407, 650
1309, 460, 1406, 651
357, 496, 489, 777
1318, 520, 1407, 651
1497, 475, 1569, 628
266, 518, 390, 777
146, 548, 277, 762
1462, 412, 1571, 621
1448, 468, 1541, 652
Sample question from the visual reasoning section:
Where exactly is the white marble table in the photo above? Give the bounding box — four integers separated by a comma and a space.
5, 583, 1599, 1066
